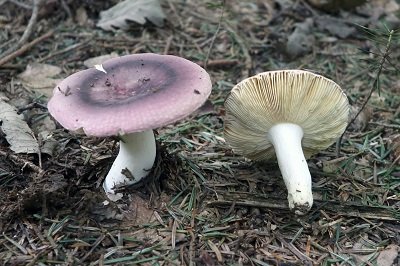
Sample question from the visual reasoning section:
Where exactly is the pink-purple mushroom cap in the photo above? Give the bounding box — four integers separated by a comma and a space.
48, 53, 212, 136
48, 53, 212, 201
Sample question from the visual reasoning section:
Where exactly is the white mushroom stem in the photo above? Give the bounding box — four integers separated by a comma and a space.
267, 123, 313, 215
103, 130, 156, 201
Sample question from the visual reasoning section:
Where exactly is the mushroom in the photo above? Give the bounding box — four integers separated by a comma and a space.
48, 53, 212, 201
223, 70, 349, 214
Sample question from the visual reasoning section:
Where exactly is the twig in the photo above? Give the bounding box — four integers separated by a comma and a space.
189, 208, 197, 266
196, 59, 238, 68
274, 232, 313, 266
38, 41, 89, 62
369, 122, 400, 129
17, 102, 48, 114
336, 29, 394, 156
17, 0, 42, 47
0, 150, 44, 177
1, 0, 42, 57
60, 0, 73, 19
4, 0, 32, 9
163, 35, 173, 55
203, 0, 225, 70
0, 30, 54, 67
80, 234, 105, 262
207, 191, 398, 221
224, 22, 252, 76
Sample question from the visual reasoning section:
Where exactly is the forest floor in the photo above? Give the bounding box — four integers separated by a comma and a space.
0, 0, 399, 265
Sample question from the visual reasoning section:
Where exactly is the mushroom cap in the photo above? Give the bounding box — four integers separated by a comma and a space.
47, 53, 212, 136
224, 70, 350, 160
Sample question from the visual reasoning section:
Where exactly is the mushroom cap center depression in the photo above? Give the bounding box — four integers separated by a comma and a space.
80, 60, 175, 106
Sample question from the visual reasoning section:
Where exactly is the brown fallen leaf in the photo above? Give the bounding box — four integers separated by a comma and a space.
349, 105, 372, 131
286, 18, 315, 59
376, 244, 399, 266
388, 134, 400, 165
123, 194, 157, 226
83, 53, 119, 68
0, 100, 39, 154
315, 16, 356, 39
75, 6, 89, 26
97, 0, 166, 31
18, 63, 62, 97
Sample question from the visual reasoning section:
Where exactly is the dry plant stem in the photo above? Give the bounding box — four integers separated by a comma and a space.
163, 35, 173, 55
60, 0, 73, 19
207, 191, 398, 221
0, 30, 53, 66
38, 41, 89, 63
0, 150, 44, 177
5, 0, 33, 9
196, 59, 238, 68
336, 29, 394, 156
274, 233, 313, 266
189, 208, 197, 266
224, 23, 252, 76
203, 0, 225, 70
17, 0, 42, 46
2, 0, 42, 57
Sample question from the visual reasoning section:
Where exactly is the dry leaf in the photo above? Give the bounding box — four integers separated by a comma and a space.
286, 18, 315, 59
83, 53, 119, 68
75, 7, 89, 26
349, 105, 372, 131
0, 101, 39, 154
369, 0, 399, 14
123, 194, 156, 226
322, 157, 346, 173
315, 16, 356, 39
388, 134, 400, 165
97, 0, 166, 31
18, 63, 62, 97
376, 244, 399, 266
31, 116, 57, 156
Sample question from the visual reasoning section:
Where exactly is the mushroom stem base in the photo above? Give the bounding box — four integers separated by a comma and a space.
103, 130, 156, 201
267, 123, 313, 215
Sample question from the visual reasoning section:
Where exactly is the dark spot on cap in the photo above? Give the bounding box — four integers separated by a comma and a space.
79, 59, 176, 107
194, 89, 200, 94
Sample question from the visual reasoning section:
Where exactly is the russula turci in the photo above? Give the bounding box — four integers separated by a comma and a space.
224, 70, 349, 215
48, 53, 212, 201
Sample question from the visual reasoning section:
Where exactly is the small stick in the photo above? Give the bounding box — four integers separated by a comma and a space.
17, 102, 48, 114
16, 0, 43, 48
38, 41, 89, 63
60, 0, 73, 19
336, 29, 394, 156
4, 0, 32, 9
274, 233, 313, 266
1, 0, 42, 57
224, 23, 252, 76
203, 0, 226, 70
0, 150, 44, 177
0, 30, 54, 67
163, 35, 173, 55
207, 194, 397, 220
197, 59, 238, 68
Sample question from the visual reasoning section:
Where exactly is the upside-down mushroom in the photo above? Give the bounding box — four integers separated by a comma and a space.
224, 70, 349, 214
